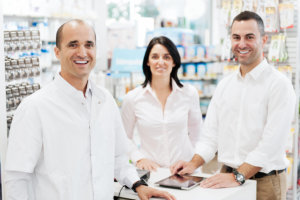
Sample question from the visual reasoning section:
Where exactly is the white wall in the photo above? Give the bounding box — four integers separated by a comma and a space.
155, 0, 185, 21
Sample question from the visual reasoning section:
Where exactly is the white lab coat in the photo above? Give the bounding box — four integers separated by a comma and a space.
5, 74, 139, 200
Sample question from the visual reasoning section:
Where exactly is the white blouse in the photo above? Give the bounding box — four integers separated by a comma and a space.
121, 80, 203, 167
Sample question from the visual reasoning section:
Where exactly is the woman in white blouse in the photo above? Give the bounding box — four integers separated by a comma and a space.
121, 36, 203, 171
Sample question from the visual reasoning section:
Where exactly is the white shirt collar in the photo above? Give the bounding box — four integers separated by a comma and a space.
55, 73, 92, 99
142, 79, 183, 95
237, 59, 268, 80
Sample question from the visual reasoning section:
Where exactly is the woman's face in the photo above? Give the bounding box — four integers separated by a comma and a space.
147, 44, 175, 79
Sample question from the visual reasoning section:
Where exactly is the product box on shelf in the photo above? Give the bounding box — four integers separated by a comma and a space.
197, 63, 207, 78
195, 45, 206, 61
185, 45, 197, 61
3, 29, 42, 136
182, 63, 196, 78
176, 45, 185, 60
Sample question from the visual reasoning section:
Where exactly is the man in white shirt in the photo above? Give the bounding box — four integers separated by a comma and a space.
171, 11, 296, 200
5, 19, 175, 200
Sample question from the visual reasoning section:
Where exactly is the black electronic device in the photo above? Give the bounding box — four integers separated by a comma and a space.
155, 174, 205, 190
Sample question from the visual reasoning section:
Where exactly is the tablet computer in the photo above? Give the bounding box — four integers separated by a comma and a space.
155, 174, 205, 190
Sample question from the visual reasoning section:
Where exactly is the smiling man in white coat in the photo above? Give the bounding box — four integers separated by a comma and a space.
4, 19, 175, 200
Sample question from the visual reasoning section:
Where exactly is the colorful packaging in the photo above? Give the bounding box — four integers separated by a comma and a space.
265, 6, 279, 32
195, 45, 206, 61
197, 63, 207, 78
279, 3, 294, 29
176, 45, 185, 60
185, 45, 197, 61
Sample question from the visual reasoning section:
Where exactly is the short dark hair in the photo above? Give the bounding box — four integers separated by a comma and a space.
56, 19, 96, 49
231, 11, 265, 36
142, 36, 183, 88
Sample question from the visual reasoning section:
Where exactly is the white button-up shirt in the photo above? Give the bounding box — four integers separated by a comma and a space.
121, 80, 203, 167
196, 59, 296, 173
5, 74, 139, 200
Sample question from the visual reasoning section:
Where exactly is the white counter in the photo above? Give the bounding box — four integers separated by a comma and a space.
114, 168, 256, 200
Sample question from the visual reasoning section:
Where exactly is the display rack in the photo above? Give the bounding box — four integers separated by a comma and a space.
179, 60, 222, 115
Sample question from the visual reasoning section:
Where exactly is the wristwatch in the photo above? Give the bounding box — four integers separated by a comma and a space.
233, 170, 245, 185
132, 179, 148, 192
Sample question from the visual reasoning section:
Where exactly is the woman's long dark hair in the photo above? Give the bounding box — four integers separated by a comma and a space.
142, 36, 183, 88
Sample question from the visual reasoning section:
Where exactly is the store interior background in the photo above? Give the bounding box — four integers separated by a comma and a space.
0, 0, 299, 199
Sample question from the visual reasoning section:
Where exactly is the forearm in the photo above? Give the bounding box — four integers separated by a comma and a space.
237, 163, 261, 179
190, 154, 205, 168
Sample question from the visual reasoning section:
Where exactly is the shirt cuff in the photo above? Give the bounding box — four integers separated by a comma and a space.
244, 152, 267, 169
195, 145, 216, 163
124, 172, 140, 188
130, 151, 146, 164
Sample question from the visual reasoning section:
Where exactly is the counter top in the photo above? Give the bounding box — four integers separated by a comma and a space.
114, 168, 256, 200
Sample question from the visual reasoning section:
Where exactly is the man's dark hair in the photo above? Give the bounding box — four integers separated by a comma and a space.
142, 36, 183, 88
56, 19, 96, 49
231, 11, 265, 36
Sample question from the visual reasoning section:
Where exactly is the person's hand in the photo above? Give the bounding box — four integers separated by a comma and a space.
136, 159, 160, 171
136, 185, 176, 200
170, 174, 188, 183
170, 160, 198, 175
200, 173, 240, 188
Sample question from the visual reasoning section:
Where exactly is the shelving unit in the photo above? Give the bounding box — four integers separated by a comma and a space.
178, 60, 222, 116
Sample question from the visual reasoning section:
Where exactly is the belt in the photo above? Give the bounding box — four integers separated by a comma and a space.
225, 166, 285, 179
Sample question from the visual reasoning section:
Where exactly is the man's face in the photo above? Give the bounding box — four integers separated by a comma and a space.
231, 19, 267, 68
54, 22, 96, 82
